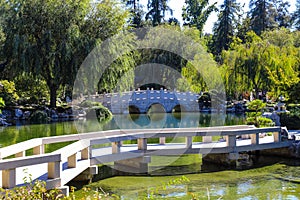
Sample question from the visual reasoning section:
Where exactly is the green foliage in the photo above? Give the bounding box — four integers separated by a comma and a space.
246, 99, 270, 127
0, 170, 62, 199
145, 176, 190, 199
182, 0, 217, 35
1, 0, 129, 108
0, 80, 19, 106
82, 101, 113, 122
29, 110, 50, 124
14, 73, 49, 105
221, 29, 300, 100
145, 0, 172, 26
249, 0, 277, 35
279, 107, 300, 129
210, 0, 241, 56
0, 97, 4, 114
293, 0, 300, 30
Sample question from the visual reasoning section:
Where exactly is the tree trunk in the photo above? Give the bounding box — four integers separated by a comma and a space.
49, 84, 57, 108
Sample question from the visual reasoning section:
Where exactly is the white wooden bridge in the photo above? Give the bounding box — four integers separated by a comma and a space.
0, 125, 293, 194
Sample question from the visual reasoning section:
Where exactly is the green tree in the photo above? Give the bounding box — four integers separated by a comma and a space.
246, 99, 274, 127
123, 0, 144, 27
0, 80, 19, 106
249, 0, 277, 35
274, 0, 291, 28
145, 0, 173, 26
293, 0, 300, 30
211, 0, 240, 56
1, 0, 129, 108
182, 0, 218, 35
221, 29, 299, 100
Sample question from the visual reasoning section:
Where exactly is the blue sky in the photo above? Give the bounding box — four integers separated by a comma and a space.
139, 0, 297, 33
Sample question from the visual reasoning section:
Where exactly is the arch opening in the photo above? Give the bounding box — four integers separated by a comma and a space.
128, 105, 141, 114
147, 103, 166, 114
172, 104, 182, 113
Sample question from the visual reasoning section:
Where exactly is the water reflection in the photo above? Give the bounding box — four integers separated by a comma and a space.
0, 113, 245, 149
105, 113, 245, 130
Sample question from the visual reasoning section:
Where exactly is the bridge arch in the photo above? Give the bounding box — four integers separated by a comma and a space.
172, 104, 187, 113
146, 103, 166, 114
128, 105, 141, 114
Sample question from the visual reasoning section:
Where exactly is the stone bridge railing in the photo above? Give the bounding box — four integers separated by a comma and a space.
87, 89, 200, 114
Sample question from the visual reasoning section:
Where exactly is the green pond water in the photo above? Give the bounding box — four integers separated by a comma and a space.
1, 113, 300, 199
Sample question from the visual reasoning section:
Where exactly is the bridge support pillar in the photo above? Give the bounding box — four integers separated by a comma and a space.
2, 168, 16, 188
73, 165, 98, 182
114, 156, 151, 175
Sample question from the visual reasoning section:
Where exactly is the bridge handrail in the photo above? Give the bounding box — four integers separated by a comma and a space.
0, 125, 285, 190
52, 139, 90, 161
0, 138, 43, 159
0, 153, 61, 170
91, 127, 280, 143
0, 125, 271, 159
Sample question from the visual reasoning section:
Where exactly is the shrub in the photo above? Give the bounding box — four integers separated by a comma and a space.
246, 100, 271, 127
86, 105, 112, 122
0, 80, 19, 106
29, 110, 50, 124
279, 109, 300, 130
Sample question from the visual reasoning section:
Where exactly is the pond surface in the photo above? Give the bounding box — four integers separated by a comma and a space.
2, 113, 300, 199
85, 163, 300, 199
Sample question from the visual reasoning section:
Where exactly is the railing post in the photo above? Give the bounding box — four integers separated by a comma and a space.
112, 141, 122, 154
33, 145, 44, 155
250, 133, 259, 145
159, 137, 166, 145
2, 168, 16, 188
202, 136, 212, 143
226, 135, 236, 149
138, 138, 147, 150
15, 151, 25, 158
81, 147, 90, 160
186, 136, 192, 148
48, 161, 60, 179
68, 153, 77, 168
273, 131, 281, 142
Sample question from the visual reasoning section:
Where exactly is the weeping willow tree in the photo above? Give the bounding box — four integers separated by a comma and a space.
1, 0, 130, 107
221, 29, 299, 100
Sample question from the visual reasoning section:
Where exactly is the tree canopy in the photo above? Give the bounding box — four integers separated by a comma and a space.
0, 0, 129, 107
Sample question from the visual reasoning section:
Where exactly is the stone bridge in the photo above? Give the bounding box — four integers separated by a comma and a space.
89, 89, 200, 114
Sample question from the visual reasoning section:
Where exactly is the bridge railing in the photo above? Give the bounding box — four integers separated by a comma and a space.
0, 125, 286, 190
0, 153, 61, 189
